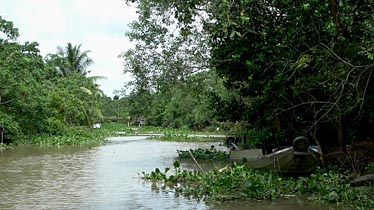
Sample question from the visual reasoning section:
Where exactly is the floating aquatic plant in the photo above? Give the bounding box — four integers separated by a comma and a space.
141, 161, 374, 208
177, 146, 229, 160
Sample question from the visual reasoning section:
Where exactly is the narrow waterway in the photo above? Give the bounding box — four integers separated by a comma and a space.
0, 136, 352, 210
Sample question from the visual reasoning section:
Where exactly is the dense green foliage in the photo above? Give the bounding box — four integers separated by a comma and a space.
0, 16, 103, 143
21, 123, 225, 146
123, 0, 374, 155
142, 162, 374, 207
27, 123, 140, 146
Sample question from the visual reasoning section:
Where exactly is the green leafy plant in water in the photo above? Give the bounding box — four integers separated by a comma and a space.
140, 162, 374, 208
163, 131, 188, 139
285, 169, 356, 203
28, 125, 107, 146
177, 146, 229, 160
141, 167, 170, 182
141, 162, 284, 201
141, 160, 203, 186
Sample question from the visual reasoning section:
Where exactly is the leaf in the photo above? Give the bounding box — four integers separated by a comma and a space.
328, 191, 338, 202
230, 30, 236, 39
173, 160, 180, 168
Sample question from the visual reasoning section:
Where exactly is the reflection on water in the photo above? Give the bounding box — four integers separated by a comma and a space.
0, 137, 353, 210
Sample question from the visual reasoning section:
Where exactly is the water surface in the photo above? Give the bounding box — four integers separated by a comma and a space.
0, 136, 353, 209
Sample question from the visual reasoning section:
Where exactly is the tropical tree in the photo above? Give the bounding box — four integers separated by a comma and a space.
47, 43, 94, 77
44, 43, 103, 126
79, 76, 105, 124
206, 0, 374, 151
122, 0, 209, 95
0, 16, 55, 140
100, 95, 130, 120
124, 0, 374, 153
1, 16, 107, 143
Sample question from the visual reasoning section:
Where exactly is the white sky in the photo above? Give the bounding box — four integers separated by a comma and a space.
0, 0, 138, 97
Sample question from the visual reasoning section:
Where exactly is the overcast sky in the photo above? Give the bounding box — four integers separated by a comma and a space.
0, 0, 138, 97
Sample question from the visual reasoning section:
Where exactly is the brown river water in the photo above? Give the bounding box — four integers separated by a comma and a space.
0, 136, 354, 209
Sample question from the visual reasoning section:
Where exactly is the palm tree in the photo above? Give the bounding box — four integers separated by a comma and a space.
79, 76, 106, 125
56, 43, 94, 76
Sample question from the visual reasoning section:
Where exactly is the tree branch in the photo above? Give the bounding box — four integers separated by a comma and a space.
320, 43, 374, 68
0, 98, 15, 105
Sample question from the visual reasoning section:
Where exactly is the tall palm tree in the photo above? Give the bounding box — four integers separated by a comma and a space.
56, 43, 94, 76
79, 76, 106, 125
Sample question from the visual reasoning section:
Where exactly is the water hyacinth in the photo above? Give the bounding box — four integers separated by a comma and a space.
141, 161, 374, 208
177, 146, 229, 160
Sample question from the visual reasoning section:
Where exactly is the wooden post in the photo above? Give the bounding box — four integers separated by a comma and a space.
242, 134, 248, 149
188, 150, 205, 175
310, 131, 325, 168
0, 125, 4, 145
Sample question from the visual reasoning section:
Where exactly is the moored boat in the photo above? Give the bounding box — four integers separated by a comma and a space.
229, 136, 322, 175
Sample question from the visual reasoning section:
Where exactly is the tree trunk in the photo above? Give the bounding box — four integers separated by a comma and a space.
329, 0, 340, 31
274, 114, 281, 133
337, 122, 347, 153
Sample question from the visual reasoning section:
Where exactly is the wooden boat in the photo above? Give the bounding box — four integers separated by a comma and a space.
229, 136, 321, 175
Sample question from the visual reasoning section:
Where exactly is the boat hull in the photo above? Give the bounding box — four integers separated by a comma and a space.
230, 147, 321, 175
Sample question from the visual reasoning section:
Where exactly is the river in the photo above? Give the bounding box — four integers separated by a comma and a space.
0, 136, 353, 209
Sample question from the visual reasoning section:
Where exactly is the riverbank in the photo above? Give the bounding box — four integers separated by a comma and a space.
7, 123, 227, 146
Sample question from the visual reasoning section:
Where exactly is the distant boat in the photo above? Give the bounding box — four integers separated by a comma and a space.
229, 136, 322, 175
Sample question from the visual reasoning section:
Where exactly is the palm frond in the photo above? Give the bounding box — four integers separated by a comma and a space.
80, 87, 93, 95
